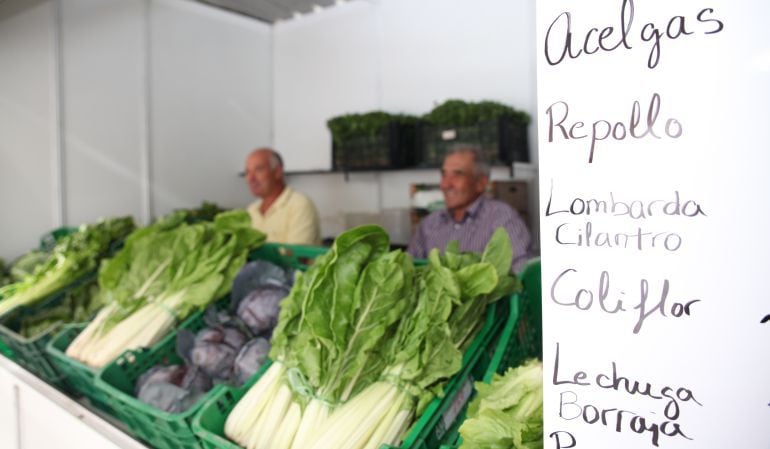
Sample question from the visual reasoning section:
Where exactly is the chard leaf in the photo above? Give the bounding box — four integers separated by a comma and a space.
274, 225, 391, 396
455, 263, 498, 298
482, 227, 513, 277
385, 263, 458, 385
323, 250, 414, 402
482, 228, 522, 302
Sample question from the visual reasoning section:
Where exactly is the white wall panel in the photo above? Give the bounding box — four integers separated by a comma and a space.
0, 0, 57, 260
273, 1, 380, 171
378, 0, 535, 115
150, 0, 272, 217
60, 0, 147, 225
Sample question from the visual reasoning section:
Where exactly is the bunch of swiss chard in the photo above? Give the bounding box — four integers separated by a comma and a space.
65, 210, 265, 368
135, 260, 292, 413
225, 225, 519, 449
0, 217, 135, 316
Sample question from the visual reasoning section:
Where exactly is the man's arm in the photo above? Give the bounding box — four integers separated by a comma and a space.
406, 221, 428, 259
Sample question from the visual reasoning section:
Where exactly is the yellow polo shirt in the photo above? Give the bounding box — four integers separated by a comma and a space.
246, 186, 321, 245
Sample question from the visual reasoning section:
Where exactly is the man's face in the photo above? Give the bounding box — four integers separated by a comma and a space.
440, 151, 488, 215
244, 150, 281, 198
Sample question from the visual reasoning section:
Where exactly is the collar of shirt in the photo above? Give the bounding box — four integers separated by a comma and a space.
255, 186, 293, 218
439, 195, 486, 225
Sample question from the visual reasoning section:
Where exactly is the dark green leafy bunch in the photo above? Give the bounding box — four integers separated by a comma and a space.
174, 201, 229, 223
18, 280, 102, 338
0, 216, 136, 316
327, 111, 420, 146
423, 99, 531, 127
0, 259, 9, 288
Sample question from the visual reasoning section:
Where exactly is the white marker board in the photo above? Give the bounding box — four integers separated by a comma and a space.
536, 1, 770, 448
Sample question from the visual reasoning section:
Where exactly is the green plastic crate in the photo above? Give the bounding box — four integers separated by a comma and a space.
46, 323, 117, 414
46, 293, 230, 420
434, 258, 542, 449
0, 273, 96, 387
191, 294, 512, 449
45, 243, 326, 415
0, 293, 13, 360
39, 226, 78, 252
94, 306, 222, 449
488, 258, 541, 376
90, 243, 327, 449
0, 339, 13, 359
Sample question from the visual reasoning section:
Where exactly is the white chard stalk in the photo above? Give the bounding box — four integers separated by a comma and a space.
306, 381, 399, 449
67, 290, 184, 368
361, 390, 405, 449
273, 401, 302, 449
247, 382, 293, 449
65, 303, 117, 359
381, 409, 413, 446
225, 362, 285, 445
290, 398, 331, 449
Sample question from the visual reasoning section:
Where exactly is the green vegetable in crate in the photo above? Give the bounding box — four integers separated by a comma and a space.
65, 210, 265, 368
225, 225, 404, 449
0, 217, 135, 316
0, 258, 10, 287
305, 228, 517, 449
174, 200, 229, 222
458, 359, 543, 449
17, 280, 102, 338
422, 99, 531, 127
327, 111, 419, 147
225, 227, 518, 449
8, 251, 50, 283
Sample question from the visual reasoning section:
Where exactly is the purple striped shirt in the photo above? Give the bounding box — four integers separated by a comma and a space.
407, 196, 533, 272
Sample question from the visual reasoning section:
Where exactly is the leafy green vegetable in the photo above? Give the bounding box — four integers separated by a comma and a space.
227, 226, 521, 449
226, 225, 408, 448
17, 280, 102, 338
327, 112, 420, 147
175, 201, 228, 223
65, 210, 265, 368
423, 99, 531, 127
8, 251, 50, 283
459, 359, 543, 449
0, 258, 9, 288
0, 217, 135, 316
305, 228, 519, 449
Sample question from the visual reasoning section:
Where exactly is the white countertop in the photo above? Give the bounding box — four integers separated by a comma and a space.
0, 355, 150, 449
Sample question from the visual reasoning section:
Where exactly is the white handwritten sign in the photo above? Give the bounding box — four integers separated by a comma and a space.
537, 0, 770, 447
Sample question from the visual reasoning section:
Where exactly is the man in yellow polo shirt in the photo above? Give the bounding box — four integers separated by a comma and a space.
243, 147, 321, 245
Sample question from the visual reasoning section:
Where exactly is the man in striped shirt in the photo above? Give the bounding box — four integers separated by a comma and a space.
407, 145, 533, 272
